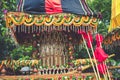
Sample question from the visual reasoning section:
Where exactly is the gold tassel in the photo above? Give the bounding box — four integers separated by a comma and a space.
18, 26, 20, 33
32, 26, 34, 33
25, 26, 26, 33
28, 26, 30, 33
36, 26, 38, 33
39, 26, 40, 33
13, 26, 16, 32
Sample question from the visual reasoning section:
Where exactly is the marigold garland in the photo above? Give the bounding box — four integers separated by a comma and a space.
103, 31, 120, 45
6, 12, 98, 29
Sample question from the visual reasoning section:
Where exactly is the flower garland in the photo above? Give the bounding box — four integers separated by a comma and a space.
6, 12, 98, 28
2, 60, 40, 69
72, 59, 91, 66
1, 75, 94, 80
104, 31, 120, 45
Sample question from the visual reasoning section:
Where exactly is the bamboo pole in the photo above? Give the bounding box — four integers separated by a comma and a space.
105, 61, 111, 80
81, 54, 115, 71
74, 54, 115, 65
87, 33, 101, 80
98, 33, 111, 80
82, 34, 99, 80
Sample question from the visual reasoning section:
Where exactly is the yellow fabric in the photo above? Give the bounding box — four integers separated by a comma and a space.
108, 0, 120, 32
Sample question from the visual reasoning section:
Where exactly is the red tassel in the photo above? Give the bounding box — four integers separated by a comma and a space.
86, 32, 93, 48
94, 47, 108, 62
78, 30, 93, 48
97, 62, 107, 74
96, 34, 103, 47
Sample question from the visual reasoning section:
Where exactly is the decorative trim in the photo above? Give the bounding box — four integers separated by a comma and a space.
6, 12, 98, 30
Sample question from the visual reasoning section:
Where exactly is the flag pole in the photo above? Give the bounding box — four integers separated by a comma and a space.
105, 61, 111, 80
86, 32, 101, 80
98, 34, 108, 80
81, 34, 99, 80
98, 33, 111, 80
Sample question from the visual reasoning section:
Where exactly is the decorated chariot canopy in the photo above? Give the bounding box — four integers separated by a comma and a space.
5, 0, 100, 67
103, 0, 120, 48
6, 0, 99, 33
5, 0, 100, 45
3, 1, 114, 79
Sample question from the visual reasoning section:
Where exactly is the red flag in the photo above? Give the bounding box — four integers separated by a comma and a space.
78, 30, 93, 48
94, 47, 108, 62
86, 32, 93, 48
96, 34, 103, 47
78, 30, 88, 40
97, 62, 107, 74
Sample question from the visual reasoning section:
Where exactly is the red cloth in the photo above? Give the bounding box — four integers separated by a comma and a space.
97, 63, 107, 74
86, 32, 93, 48
96, 34, 103, 47
45, 0, 62, 14
94, 47, 108, 62
78, 30, 93, 48
78, 30, 88, 40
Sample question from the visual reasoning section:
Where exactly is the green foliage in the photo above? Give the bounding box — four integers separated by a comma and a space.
108, 59, 120, 79
87, 0, 111, 35
10, 46, 33, 60
87, 0, 111, 22
0, 0, 16, 60
74, 47, 89, 59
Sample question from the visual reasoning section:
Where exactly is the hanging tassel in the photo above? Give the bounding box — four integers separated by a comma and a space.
43, 25, 45, 32
22, 25, 24, 32
44, 25, 46, 31
23, 25, 25, 32
19, 25, 22, 32
21, 25, 23, 32
78, 27, 80, 34
13, 26, 16, 32
38, 26, 40, 33
33, 25, 36, 32
35, 25, 37, 32
85, 26, 87, 32
32, 26, 33, 33
28, 26, 30, 33
50, 26, 52, 32
62, 25, 65, 31
25, 26, 26, 33
47, 26, 49, 32
18, 26, 20, 33
80, 26, 82, 32
73, 27, 77, 32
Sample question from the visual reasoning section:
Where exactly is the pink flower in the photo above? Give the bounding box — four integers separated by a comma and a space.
3, 9, 8, 14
